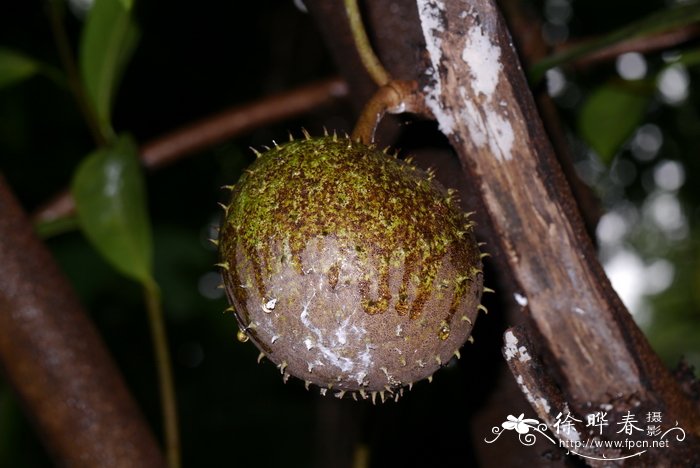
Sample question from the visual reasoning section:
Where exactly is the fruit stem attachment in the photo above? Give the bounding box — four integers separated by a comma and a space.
351, 80, 422, 144
143, 279, 181, 468
344, 0, 390, 86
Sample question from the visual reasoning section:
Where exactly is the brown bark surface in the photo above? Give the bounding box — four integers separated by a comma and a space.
0, 175, 165, 468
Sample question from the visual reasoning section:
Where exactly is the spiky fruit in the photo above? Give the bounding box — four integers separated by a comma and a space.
218, 134, 484, 397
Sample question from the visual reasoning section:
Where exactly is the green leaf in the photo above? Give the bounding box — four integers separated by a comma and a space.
118, 0, 134, 11
71, 134, 153, 283
678, 46, 700, 68
531, 2, 700, 83
578, 84, 650, 164
0, 47, 40, 89
79, 0, 139, 139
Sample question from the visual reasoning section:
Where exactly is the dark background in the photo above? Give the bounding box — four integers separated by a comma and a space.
1, 0, 699, 466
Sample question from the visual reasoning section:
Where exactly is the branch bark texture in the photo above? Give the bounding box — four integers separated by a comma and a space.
416, 0, 633, 398
0, 175, 165, 467
413, 0, 699, 462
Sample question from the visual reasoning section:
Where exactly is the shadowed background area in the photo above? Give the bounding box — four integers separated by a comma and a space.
1, 0, 699, 466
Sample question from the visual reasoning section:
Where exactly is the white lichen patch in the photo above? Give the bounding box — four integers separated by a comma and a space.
459, 89, 487, 147
461, 24, 502, 97
504, 330, 518, 360
416, 0, 456, 135
299, 292, 356, 374
515, 375, 552, 416
335, 317, 350, 345
513, 292, 528, 307
460, 19, 514, 162
262, 297, 277, 313
485, 110, 515, 161
417, 0, 515, 161
352, 345, 373, 387
504, 330, 531, 362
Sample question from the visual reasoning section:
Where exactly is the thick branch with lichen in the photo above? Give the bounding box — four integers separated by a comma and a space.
413, 0, 699, 461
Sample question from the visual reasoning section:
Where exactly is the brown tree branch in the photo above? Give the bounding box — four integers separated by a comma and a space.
32, 77, 348, 226
558, 24, 700, 69
0, 174, 165, 467
500, 0, 603, 237
413, 0, 700, 463
502, 0, 700, 72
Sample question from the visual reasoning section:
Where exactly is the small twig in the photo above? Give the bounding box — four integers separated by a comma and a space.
32, 77, 348, 227
344, 0, 390, 86
560, 24, 700, 69
46, 0, 106, 145
530, 3, 700, 81
143, 280, 180, 468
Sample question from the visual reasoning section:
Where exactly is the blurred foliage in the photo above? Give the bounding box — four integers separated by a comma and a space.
540, 0, 700, 373
78, 0, 139, 138
530, 1, 700, 82
0, 47, 46, 89
1, 0, 699, 467
578, 81, 650, 163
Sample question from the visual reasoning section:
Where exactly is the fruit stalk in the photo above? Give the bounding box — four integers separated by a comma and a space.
351, 80, 425, 144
